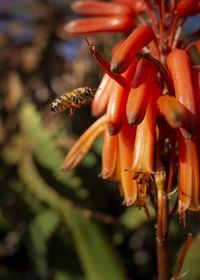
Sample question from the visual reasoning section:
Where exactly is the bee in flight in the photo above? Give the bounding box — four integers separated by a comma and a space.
50, 87, 94, 116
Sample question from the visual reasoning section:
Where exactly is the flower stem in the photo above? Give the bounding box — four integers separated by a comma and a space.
156, 171, 170, 280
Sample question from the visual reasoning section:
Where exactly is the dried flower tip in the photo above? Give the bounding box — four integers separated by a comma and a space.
71, 1, 135, 16
110, 25, 155, 74
64, 15, 136, 34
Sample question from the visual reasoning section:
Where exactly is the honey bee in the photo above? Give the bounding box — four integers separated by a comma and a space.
50, 87, 94, 116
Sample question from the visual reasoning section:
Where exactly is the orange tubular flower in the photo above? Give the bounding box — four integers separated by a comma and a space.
128, 82, 161, 206
61, 0, 200, 219
192, 70, 200, 158
157, 95, 194, 138
167, 49, 197, 139
100, 126, 118, 179
92, 74, 113, 116
130, 81, 162, 174
110, 26, 155, 73
177, 131, 200, 212
106, 58, 138, 135
60, 115, 106, 172
117, 115, 137, 206
126, 58, 158, 125
167, 49, 200, 212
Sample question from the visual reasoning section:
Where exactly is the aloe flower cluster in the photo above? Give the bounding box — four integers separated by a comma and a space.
61, 0, 200, 215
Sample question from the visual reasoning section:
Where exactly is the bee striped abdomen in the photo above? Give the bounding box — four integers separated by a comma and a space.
50, 87, 93, 115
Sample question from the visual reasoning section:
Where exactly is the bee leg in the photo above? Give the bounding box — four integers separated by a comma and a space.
69, 106, 75, 116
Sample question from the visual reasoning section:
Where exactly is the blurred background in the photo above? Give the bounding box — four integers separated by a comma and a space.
0, 0, 200, 279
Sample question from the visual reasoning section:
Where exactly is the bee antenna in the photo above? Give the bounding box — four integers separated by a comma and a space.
92, 88, 102, 91
85, 37, 91, 46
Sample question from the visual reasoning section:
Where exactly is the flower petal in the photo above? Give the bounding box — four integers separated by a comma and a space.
118, 115, 137, 206
100, 127, 118, 179
92, 74, 112, 116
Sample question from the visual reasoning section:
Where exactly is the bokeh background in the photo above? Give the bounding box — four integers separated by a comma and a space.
0, 1, 200, 279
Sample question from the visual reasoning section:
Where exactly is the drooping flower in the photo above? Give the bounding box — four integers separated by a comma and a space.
60, 0, 200, 214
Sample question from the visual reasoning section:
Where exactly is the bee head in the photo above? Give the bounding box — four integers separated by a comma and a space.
50, 103, 56, 112
85, 87, 93, 98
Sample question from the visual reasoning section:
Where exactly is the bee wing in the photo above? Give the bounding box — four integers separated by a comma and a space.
51, 77, 75, 96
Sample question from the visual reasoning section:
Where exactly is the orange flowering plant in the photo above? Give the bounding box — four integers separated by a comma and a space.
59, 1, 200, 279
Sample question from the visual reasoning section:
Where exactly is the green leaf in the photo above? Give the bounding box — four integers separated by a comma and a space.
19, 101, 127, 280
20, 102, 80, 188
19, 154, 127, 280
174, 237, 200, 280
29, 210, 60, 278
121, 204, 155, 229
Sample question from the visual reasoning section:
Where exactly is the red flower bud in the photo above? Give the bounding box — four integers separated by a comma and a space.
176, 0, 199, 17
71, 1, 135, 16
107, 58, 137, 135
113, 0, 147, 14
126, 58, 158, 125
110, 26, 155, 74
64, 15, 136, 34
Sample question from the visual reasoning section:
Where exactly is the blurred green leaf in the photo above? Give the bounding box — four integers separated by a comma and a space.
19, 101, 127, 280
20, 102, 80, 188
19, 154, 127, 280
29, 210, 60, 278
2, 135, 26, 164
121, 204, 155, 229
54, 269, 85, 280
174, 235, 200, 280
